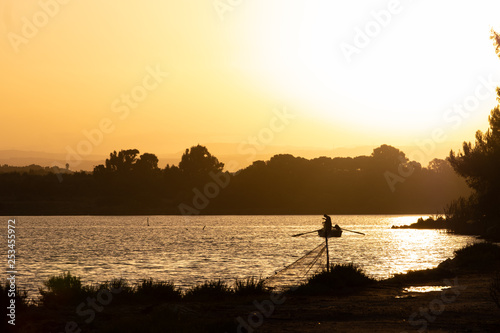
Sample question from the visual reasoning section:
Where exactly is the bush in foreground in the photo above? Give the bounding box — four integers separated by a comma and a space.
135, 278, 182, 302
234, 277, 266, 296
184, 280, 233, 301
293, 263, 374, 295
39, 271, 89, 306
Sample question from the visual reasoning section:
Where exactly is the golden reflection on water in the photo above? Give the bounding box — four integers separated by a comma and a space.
404, 286, 451, 293
14, 215, 476, 300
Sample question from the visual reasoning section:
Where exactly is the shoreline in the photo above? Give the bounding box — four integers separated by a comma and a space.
10, 243, 500, 332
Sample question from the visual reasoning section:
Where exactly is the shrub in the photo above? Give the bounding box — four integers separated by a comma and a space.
135, 278, 182, 301
293, 263, 374, 295
184, 280, 233, 301
234, 277, 266, 296
39, 272, 87, 306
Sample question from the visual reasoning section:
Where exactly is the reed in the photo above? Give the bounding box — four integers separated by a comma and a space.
234, 276, 266, 296
183, 279, 233, 301
135, 278, 182, 301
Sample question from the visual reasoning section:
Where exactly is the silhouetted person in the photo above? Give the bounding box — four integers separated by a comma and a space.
334, 224, 341, 232
323, 214, 332, 232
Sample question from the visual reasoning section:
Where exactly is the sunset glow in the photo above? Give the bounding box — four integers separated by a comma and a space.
1, 0, 500, 167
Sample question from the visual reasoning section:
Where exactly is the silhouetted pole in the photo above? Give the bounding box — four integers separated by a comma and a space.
325, 233, 330, 273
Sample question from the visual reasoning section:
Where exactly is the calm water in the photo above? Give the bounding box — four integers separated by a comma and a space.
3, 215, 479, 299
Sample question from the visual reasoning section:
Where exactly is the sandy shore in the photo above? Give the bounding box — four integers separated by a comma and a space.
242, 273, 499, 332
14, 253, 500, 332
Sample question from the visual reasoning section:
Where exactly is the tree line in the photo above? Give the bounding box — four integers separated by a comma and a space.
0, 144, 470, 215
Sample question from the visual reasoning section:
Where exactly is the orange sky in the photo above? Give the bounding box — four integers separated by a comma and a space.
1, 0, 500, 170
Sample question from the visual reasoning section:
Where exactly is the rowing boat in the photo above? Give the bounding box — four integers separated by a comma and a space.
317, 228, 342, 238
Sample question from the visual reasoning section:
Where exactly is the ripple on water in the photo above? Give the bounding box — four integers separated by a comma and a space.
12, 215, 478, 299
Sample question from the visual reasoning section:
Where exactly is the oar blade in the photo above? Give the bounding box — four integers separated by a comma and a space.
341, 228, 365, 235
292, 229, 321, 237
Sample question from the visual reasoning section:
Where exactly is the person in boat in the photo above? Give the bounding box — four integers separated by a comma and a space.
334, 224, 341, 232
323, 214, 332, 232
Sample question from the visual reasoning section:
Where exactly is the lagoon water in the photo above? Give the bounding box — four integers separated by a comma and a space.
5, 215, 479, 299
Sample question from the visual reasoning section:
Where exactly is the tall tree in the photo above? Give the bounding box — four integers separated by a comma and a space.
371, 144, 407, 170
448, 88, 500, 219
104, 149, 140, 173
178, 145, 224, 179
492, 28, 500, 58
135, 153, 160, 173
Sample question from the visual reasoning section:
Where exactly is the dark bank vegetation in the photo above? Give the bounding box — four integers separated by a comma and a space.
387, 242, 500, 285
0, 144, 470, 215
292, 263, 375, 295
397, 87, 500, 240
8, 243, 500, 332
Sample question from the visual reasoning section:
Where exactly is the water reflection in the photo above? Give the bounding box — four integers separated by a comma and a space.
404, 286, 451, 293
11, 215, 477, 299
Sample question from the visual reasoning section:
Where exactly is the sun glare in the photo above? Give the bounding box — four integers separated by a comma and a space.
234, 0, 500, 138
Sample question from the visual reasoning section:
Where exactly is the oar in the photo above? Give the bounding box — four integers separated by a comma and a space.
341, 228, 365, 235
292, 229, 321, 237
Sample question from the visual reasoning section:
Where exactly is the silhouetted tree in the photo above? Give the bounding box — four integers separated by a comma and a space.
448, 89, 500, 220
104, 149, 140, 173
492, 28, 500, 58
428, 158, 452, 174
371, 144, 407, 170
178, 145, 224, 184
135, 153, 159, 173
0, 145, 471, 215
